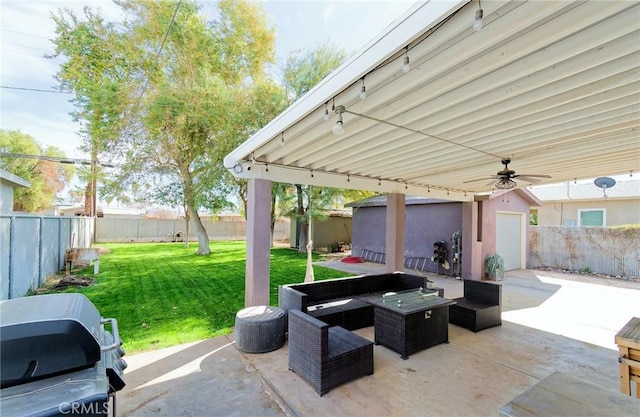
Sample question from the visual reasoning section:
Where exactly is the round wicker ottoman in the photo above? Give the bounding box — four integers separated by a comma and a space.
235, 306, 286, 353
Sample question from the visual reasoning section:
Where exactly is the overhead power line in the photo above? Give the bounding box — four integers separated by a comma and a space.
0, 86, 72, 94
0, 40, 51, 53
1, 28, 50, 40
0, 152, 117, 168
132, 0, 183, 112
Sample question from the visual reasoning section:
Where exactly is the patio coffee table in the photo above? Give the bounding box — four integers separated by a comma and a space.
363, 288, 456, 359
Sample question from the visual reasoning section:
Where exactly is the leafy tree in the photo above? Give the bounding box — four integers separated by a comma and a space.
50, 0, 280, 255
279, 43, 374, 252
282, 41, 347, 100
0, 130, 75, 212
211, 77, 287, 221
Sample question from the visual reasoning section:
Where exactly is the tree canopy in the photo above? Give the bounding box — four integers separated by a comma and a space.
50, 0, 285, 254
278, 43, 373, 251
0, 129, 75, 212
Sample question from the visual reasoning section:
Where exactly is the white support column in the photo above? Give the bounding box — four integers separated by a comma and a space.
385, 193, 405, 273
245, 178, 272, 307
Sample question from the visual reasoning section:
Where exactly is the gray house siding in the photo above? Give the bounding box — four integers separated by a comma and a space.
290, 215, 352, 250
351, 202, 462, 276
352, 206, 386, 256
405, 203, 462, 259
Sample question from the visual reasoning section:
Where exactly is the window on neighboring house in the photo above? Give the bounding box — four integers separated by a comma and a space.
578, 209, 605, 226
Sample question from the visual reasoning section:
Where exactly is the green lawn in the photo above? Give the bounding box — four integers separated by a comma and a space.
61, 241, 351, 353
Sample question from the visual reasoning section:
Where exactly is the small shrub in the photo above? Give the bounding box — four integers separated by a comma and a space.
485, 253, 505, 281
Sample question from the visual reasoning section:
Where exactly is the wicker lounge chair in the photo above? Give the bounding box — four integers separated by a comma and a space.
449, 279, 502, 332
288, 309, 374, 396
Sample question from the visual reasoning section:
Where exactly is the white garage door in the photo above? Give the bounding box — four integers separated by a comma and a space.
496, 212, 523, 271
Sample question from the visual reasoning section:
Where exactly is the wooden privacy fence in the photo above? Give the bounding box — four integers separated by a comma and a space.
529, 226, 640, 278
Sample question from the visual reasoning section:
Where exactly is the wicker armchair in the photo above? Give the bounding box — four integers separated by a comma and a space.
449, 280, 502, 332
288, 309, 374, 396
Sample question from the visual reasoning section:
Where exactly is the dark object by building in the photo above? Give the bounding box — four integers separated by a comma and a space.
0, 293, 126, 416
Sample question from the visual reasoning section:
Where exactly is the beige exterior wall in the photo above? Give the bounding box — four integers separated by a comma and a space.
479, 192, 534, 264
290, 216, 352, 249
536, 199, 640, 226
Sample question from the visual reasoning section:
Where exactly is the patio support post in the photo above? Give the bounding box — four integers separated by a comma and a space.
462, 201, 482, 280
385, 193, 405, 272
245, 178, 272, 307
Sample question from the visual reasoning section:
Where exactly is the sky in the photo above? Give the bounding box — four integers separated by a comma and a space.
0, 0, 416, 161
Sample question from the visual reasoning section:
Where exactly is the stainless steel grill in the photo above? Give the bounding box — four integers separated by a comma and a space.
0, 293, 126, 416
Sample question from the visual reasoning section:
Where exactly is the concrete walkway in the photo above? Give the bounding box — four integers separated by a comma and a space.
118, 264, 640, 416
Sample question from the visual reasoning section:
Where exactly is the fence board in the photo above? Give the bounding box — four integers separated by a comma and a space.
95, 218, 288, 242
0, 217, 10, 299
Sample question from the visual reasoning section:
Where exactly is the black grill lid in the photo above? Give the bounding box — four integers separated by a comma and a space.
0, 293, 102, 388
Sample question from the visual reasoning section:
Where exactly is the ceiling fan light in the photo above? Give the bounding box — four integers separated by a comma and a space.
495, 178, 516, 189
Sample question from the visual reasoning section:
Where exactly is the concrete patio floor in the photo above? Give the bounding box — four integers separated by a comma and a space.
118, 264, 640, 417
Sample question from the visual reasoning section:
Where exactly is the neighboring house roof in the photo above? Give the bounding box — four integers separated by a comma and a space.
346, 194, 452, 208
475, 188, 543, 207
530, 179, 640, 201
0, 168, 30, 188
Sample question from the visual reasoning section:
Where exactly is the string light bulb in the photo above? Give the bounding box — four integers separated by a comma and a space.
280, 132, 285, 147
402, 47, 410, 73
359, 78, 366, 100
323, 102, 329, 121
473, 1, 484, 31
332, 105, 345, 135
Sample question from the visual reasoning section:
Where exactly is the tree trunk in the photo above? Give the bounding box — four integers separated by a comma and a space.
181, 170, 209, 255
298, 218, 308, 253
270, 191, 277, 248
188, 204, 210, 255
237, 179, 248, 220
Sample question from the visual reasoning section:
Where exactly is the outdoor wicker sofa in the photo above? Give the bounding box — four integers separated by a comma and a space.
448, 279, 502, 332
278, 272, 441, 330
288, 309, 374, 396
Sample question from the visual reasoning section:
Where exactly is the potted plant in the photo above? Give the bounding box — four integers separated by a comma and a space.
485, 253, 505, 281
